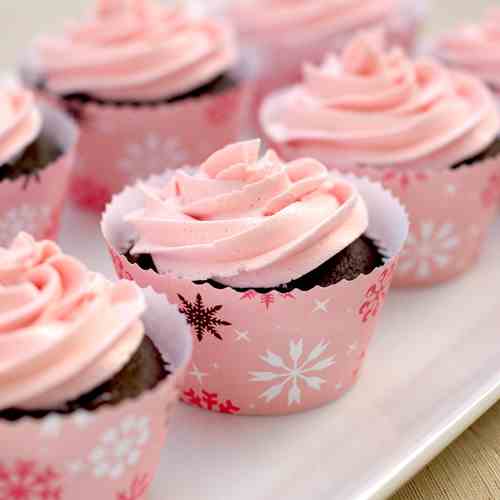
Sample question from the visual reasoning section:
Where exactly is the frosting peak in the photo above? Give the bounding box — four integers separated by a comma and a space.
34, 0, 238, 101
0, 233, 146, 411
436, 8, 500, 92
0, 80, 42, 167
261, 33, 500, 170
126, 140, 369, 288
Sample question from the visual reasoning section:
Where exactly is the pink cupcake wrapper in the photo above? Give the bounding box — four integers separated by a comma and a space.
68, 81, 253, 213
0, 288, 192, 500
101, 171, 409, 416
0, 103, 78, 247
271, 140, 500, 287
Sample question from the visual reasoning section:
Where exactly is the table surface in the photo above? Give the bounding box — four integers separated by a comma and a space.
2, 1, 499, 499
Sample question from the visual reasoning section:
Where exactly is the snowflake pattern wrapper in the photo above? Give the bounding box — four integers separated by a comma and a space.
303, 154, 500, 287
104, 172, 410, 414
0, 461, 62, 500
70, 84, 251, 212
178, 294, 231, 342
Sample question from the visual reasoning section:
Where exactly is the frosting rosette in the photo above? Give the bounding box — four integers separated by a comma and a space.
126, 140, 369, 288
435, 8, 500, 93
231, 0, 398, 44
0, 80, 42, 167
0, 232, 146, 411
32, 0, 238, 101
261, 32, 500, 171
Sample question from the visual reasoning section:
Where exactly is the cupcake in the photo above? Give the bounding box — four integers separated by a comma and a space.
0, 233, 192, 497
261, 32, 500, 287
102, 140, 409, 416
0, 79, 77, 246
434, 8, 500, 104
221, 0, 426, 121
23, 0, 252, 212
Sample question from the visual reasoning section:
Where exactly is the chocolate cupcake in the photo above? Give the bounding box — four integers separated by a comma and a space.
0, 233, 192, 498
0, 79, 77, 246
102, 140, 409, 415
260, 32, 500, 287
0, 233, 168, 421
21, 0, 251, 212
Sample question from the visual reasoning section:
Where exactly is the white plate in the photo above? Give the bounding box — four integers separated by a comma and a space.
60, 206, 500, 500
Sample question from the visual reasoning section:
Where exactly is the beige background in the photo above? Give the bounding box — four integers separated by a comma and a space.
0, 0, 495, 67
1, 1, 499, 500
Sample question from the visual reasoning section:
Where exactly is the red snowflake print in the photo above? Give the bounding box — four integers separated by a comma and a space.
205, 90, 241, 126
183, 388, 241, 414
116, 474, 151, 500
177, 294, 231, 342
240, 291, 295, 310
260, 293, 275, 310
382, 169, 429, 191
109, 248, 133, 281
0, 461, 62, 500
71, 176, 111, 212
358, 264, 395, 323
482, 173, 500, 208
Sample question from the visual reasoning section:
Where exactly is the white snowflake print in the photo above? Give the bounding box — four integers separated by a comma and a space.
397, 221, 460, 280
118, 133, 188, 179
249, 339, 336, 406
40, 411, 94, 439
88, 415, 150, 480
0, 204, 50, 246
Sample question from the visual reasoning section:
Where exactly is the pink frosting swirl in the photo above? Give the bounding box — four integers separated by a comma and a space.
435, 8, 500, 92
34, 0, 238, 101
0, 233, 146, 411
261, 32, 500, 171
126, 140, 369, 288
0, 81, 42, 167
231, 0, 398, 43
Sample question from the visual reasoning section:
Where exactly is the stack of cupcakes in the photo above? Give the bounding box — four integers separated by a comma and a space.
22, 0, 253, 212
102, 140, 409, 415
0, 78, 77, 246
260, 32, 500, 286
0, 233, 192, 498
1, 5, 499, 498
